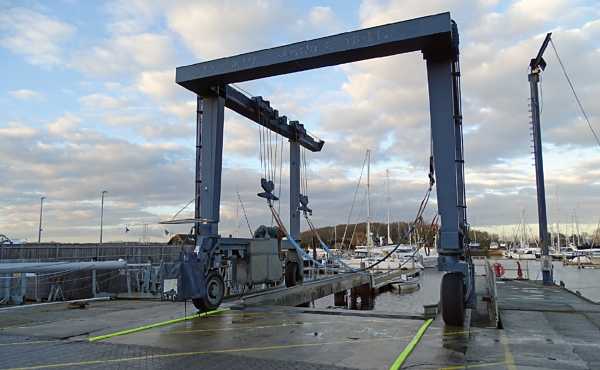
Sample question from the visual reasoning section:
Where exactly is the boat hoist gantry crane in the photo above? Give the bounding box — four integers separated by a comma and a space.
175, 12, 473, 326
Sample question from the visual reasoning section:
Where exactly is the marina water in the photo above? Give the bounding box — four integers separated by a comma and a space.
317, 259, 600, 314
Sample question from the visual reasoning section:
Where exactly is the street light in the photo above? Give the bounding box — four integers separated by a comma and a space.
38, 196, 45, 243
100, 190, 108, 244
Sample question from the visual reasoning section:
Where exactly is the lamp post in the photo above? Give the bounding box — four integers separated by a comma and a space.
38, 196, 45, 243
100, 190, 108, 244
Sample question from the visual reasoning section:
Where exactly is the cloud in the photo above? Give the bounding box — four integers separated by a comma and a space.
135, 69, 196, 121
3, 1, 600, 242
0, 122, 38, 138
292, 6, 344, 36
79, 94, 126, 110
0, 114, 192, 241
0, 7, 74, 66
136, 70, 177, 100
104, 0, 162, 34
166, 1, 286, 60
71, 33, 175, 77
47, 113, 81, 136
9, 89, 44, 100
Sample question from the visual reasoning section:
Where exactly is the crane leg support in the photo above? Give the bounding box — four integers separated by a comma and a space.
186, 91, 226, 312
426, 56, 474, 326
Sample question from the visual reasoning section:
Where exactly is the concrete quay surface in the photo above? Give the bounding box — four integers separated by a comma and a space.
1, 276, 599, 369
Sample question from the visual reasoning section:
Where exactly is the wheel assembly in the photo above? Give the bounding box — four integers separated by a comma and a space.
192, 271, 224, 312
441, 271, 465, 326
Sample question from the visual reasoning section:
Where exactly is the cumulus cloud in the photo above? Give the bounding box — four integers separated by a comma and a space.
71, 33, 175, 77
0, 113, 193, 242
47, 113, 81, 136
166, 0, 285, 59
136, 70, 177, 100
9, 89, 44, 100
104, 0, 163, 34
0, 7, 74, 66
2, 1, 600, 242
79, 94, 126, 110
0, 122, 38, 138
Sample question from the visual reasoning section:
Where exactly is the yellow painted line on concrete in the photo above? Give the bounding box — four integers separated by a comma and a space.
389, 318, 433, 370
171, 318, 387, 334
0, 340, 59, 347
171, 320, 336, 334
499, 331, 517, 370
439, 360, 508, 370
88, 308, 228, 342
5, 334, 416, 370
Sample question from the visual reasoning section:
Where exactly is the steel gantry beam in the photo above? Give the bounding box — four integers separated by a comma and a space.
176, 13, 454, 93
176, 11, 471, 325
222, 85, 324, 152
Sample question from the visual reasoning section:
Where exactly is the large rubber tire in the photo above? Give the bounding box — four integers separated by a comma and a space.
441, 272, 465, 327
192, 271, 224, 312
285, 262, 298, 287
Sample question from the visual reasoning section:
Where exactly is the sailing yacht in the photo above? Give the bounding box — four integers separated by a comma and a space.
345, 160, 423, 271
507, 210, 539, 260
341, 154, 405, 271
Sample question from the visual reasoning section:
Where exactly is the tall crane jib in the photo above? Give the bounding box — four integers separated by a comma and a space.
528, 33, 554, 285
174, 12, 473, 326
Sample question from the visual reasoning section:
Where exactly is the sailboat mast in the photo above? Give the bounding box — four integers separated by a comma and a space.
386, 169, 391, 244
575, 209, 581, 246
520, 209, 526, 248
366, 149, 372, 248
555, 186, 560, 252
334, 224, 337, 248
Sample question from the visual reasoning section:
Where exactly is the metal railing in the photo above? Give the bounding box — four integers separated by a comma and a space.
485, 259, 499, 326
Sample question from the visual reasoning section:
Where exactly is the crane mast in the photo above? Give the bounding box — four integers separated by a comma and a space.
528, 32, 554, 285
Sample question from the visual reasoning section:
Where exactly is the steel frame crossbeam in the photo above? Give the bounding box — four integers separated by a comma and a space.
221, 85, 323, 152
176, 13, 454, 93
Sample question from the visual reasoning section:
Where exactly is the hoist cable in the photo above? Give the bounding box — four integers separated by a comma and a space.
345, 184, 434, 273
170, 197, 196, 221
277, 135, 284, 215
304, 214, 354, 271
348, 189, 368, 249
539, 72, 544, 114
549, 39, 600, 148
267, 125, 272, 180
274, 127, 279, 183
335, 142, 437, 272
308, 182, 434, 274
236, 191, 253, 237
340, 152, 368, 249
300, 147, 304, 195
304, 149, 310, 196
258, 125, 265, 179
266, 202, 326, 268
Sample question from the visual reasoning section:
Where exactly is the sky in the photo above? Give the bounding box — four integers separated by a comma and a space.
0, 0, 599, 243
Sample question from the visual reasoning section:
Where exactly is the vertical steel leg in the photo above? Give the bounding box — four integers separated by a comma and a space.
196, 92, 225, 238
426, 58, 461, 255
289, 139, 300, 240
529, 72, 553, 284
426, 56, 473, 325
195, 96, 203, 239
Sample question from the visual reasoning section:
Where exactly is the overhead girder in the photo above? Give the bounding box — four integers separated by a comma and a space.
219, 85, 323, 152
176, 13, 457, 92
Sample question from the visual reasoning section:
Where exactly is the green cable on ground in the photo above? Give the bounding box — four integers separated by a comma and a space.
389, 318, 433, 370
88, 308, 229, 342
